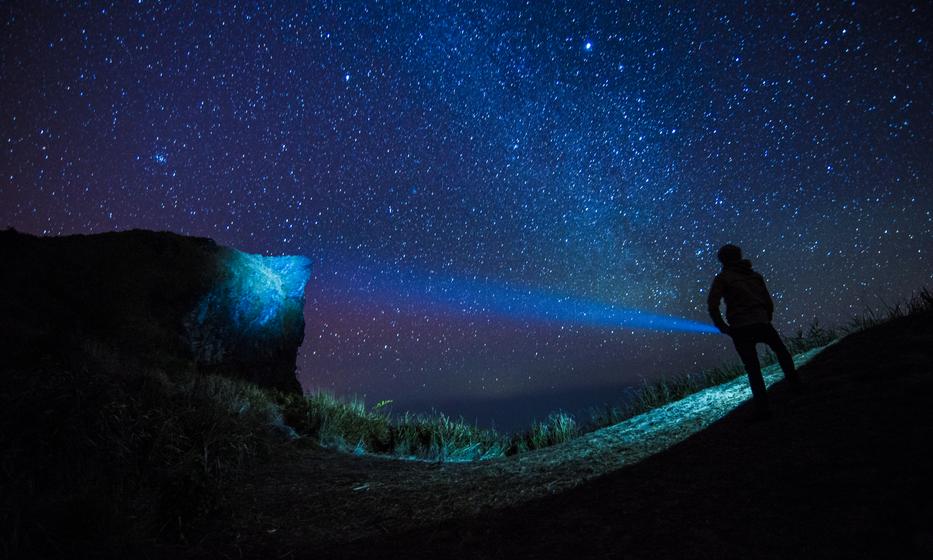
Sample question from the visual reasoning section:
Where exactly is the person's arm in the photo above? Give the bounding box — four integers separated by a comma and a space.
707, 276, 730, 334
761, 277, 775, 322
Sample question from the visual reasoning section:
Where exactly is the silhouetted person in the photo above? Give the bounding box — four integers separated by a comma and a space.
708, 244, 802, 419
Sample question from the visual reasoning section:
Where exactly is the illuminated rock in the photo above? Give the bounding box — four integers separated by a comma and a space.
184, 248, 312, 392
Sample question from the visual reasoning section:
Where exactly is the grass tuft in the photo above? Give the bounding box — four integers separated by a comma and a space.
276, 392, 508, 461
508, 412, 580, 454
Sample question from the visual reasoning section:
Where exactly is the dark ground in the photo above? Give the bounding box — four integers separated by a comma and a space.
185, 308, 933, 560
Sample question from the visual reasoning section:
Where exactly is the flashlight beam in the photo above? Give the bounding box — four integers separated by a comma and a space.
324, 259, 718, 334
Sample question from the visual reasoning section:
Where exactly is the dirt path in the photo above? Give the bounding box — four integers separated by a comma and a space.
190, 347, 826, 556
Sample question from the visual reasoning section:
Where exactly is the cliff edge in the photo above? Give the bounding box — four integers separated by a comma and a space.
0, 228, 311, 393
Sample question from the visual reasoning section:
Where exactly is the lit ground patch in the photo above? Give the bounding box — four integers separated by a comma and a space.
218, 345, 829, 549
511, 344, 828, 482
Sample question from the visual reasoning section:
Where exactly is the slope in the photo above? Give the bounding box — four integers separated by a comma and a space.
187, 307, 932, 558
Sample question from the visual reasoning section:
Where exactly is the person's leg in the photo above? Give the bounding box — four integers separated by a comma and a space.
731, 328, 769, 414
762, 324, 802, 389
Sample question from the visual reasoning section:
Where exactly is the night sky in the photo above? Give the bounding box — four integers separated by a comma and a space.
2, 2, 931, 429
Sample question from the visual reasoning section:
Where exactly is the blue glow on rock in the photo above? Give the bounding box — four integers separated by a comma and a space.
196, 250, 312, 333
230, 252, 312, 330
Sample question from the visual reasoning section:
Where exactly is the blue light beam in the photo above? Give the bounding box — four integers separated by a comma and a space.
329, 260, 718, 334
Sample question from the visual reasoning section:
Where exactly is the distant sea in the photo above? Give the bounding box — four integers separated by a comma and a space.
393, 383, 641, 434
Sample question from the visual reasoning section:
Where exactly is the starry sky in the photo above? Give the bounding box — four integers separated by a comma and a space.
2, 1, 931, 429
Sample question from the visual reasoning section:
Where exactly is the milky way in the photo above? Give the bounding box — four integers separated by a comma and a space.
2, 2, 931, 428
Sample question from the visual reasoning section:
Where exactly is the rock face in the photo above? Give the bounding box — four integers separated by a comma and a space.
183, 247, 312, 393
0, 228, 311, 393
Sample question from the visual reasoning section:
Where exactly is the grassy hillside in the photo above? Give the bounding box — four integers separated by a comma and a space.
2, 281, 929, 557
0, 342, 291, 558
199, 290, 932, 560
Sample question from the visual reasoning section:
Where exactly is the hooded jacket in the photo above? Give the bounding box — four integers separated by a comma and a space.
707, 259, 774, 330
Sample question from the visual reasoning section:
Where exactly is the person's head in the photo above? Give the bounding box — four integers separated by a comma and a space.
717, 244, 742, 264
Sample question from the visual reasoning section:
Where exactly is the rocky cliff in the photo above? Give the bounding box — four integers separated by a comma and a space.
0, 228, 311, 393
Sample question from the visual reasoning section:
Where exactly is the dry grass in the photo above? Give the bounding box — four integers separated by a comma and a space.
276, 391, 508, 461
274, 289, 933, 460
